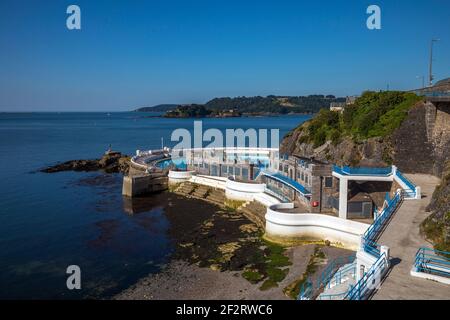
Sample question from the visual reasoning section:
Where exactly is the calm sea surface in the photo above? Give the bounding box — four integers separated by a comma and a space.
0, 112, 310, 299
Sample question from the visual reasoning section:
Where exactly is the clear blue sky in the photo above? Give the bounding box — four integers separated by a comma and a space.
0, 0, 449, 111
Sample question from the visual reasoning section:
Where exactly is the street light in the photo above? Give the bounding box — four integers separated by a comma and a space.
429, 38, 440, 86
416, 75, 425, 89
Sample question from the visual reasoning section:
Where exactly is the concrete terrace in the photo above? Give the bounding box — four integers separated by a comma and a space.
372, 174, 450, 300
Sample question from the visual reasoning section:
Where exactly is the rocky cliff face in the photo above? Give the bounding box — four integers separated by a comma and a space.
281, 101, 450, 177
422, 162, 450, 252
392, 102, 450, 176
281, 100, 450, 252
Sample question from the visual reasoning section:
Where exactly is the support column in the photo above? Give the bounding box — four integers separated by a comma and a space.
339, 177, 348, 219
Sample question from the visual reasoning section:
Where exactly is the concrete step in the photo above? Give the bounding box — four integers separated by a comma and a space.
318, 263, 357, 300
176, 183, 195, 195
206, 195, 225, 204
191, 186, 210, 198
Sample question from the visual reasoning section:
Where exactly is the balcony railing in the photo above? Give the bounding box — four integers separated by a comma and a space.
333, 165, 392, 176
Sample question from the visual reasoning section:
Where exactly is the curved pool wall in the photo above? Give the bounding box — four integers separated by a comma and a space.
265, 203, 369, 250
225, 178, 267, 202
168, 170, 196, 182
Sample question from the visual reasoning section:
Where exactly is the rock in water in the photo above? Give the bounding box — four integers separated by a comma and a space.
41, 152, 130, 174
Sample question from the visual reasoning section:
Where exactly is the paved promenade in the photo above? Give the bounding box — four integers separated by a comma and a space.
372, 174, 450, 300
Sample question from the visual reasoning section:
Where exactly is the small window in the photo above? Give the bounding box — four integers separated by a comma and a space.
235, 167, 241, 176
325, 177, 333, 188
305, 175, 309, 184
229, 167, 234, 175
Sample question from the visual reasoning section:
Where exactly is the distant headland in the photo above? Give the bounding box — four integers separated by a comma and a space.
133, 95, 345, 118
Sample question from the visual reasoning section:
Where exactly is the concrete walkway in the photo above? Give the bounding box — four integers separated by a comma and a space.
372, 174, 450, 300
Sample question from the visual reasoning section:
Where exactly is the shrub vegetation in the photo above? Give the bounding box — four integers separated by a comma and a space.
298, 91, 422, 147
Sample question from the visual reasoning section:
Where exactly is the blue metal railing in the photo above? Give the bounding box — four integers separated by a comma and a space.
363, 239, 381, 257
332, 165, 345, 175
316, 255, 355, 289
297, 181, 404, 301
333, 165, 392, 176
345, 253, 389, 300
298, 280, 313, 300
395, 171, 416, 193
421, 91, 450, 97
363, 192, 402, 245
414, 248, 450, 278
264, 185, 290, 203
324, 262, 357, 290
346, 192, 404, 300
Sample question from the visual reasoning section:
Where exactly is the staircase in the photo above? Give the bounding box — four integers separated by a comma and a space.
174, 182, 227, 206
239, 200, 267, 229
175, 182, 195, 196
174, 182, 268, 229
206, 189, 226, 205
317, 262, 357, 300
191, 184, 210, 198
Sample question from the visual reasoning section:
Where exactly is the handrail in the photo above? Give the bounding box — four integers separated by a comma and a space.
333, 165, 392, 176
316, 255, 355, 288
345, 253, 388, 300
414, 247, 450, 278
297, 190, 402, 301
363, 192, 402, 244
395, 170, 416, 192
325, 262, 356, 290
298, 280, 313, 300
264, 186, 290, 203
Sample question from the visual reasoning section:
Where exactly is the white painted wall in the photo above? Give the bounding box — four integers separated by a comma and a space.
168, 170, 196, 181
225, 178, 267, 202
265, 203, 370, 250
189, 175, 227, 190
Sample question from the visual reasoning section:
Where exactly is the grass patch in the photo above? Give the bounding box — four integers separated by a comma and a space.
240, 239, 292, 290
242, 270, 264, 284
224, 199, 246, 210
299, 91, 422, 148
260, 279, 278, 291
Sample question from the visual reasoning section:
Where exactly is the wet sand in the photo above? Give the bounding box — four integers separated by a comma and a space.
115, 244, 352, 300
115, 191, 353, 300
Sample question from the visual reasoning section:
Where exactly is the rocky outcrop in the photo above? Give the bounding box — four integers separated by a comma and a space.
392, 102, 450, 176
281, 99, 450, 252
281, 128, 392, 167
281, 101, 450, 176
422, 161, 450, 252
41, 152, 130, 174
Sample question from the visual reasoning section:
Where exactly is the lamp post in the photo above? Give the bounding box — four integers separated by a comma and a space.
429, 38, 440, 87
